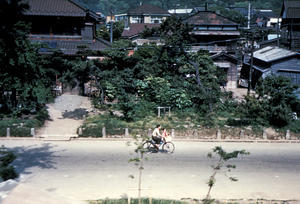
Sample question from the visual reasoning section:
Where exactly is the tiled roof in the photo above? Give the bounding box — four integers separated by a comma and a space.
253, 46, 298, 63
30, 37, 110, 55
23, 0, 88, 17
184, 11, 237, 25
128, 4, 170, 15
281, 0, 300, 18
122, 23, 160, 38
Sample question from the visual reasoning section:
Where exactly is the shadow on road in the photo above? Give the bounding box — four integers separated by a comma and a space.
7, 143, 60, 175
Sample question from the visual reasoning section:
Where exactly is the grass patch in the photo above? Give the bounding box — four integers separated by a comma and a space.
0, 108, 49, 137
89, 198, 187, 204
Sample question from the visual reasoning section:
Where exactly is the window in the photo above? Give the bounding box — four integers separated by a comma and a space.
151, 17, 162, 24
208, 26, 222, 30
131, 17, 143, 23
193, 26, 207, 30
223, 26, 237, 30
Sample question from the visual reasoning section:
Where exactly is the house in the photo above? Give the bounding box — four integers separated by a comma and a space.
280, 0, 300, 51
211, 52, 240, 89
23, 0, 110, 55
240, 46, 300, 88
121, 4, 170, 40
184, 10, 240, 54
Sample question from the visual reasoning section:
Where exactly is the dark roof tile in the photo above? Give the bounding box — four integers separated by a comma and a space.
184, 11, 237, 25
23, 0, 87, 17
122, 23, 160, 38
31, 38, 110, 55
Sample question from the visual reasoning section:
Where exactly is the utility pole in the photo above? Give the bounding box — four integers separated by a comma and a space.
110, 9, 113, 43
247, 33, 255, 95
247, 1, 251, 29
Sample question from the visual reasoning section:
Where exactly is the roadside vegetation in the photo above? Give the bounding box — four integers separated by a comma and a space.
1, 0, 300, 138
0, 146, 18, 181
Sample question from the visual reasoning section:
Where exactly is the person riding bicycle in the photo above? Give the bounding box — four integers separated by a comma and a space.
152, 124, 162, 148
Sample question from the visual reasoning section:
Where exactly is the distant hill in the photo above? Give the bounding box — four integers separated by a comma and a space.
78, 0, 283, 16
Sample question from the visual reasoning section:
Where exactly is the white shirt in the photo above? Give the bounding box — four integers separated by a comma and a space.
152, 128, 161, 137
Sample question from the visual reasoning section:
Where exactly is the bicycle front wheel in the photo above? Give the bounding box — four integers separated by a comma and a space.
162, 142, 175, 153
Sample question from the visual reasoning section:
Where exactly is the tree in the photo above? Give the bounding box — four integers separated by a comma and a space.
0, 0, 54, 114
128, 134, 149, 204
241, 75, 299, 127
96, 21, 125, 42
205, 146, 249, 202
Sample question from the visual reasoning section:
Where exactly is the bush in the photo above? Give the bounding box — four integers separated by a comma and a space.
0, 146, 18, 181
0, 108, 49, 137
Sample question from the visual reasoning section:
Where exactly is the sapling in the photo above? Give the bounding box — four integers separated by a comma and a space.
204, 146, 249, 203
128, 134, 149, 204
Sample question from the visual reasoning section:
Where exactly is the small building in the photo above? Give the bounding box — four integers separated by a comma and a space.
120, 4, 169, 42
240, 46, 300, 88
125, 4, 170, 25
280, 0, 300, 51
23, 0, 110, 55
184, 11, 240, 54
211, 52, 240, 89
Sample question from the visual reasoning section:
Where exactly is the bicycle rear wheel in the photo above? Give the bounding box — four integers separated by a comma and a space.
142, 141, 157, 153
162, 142, 175, 153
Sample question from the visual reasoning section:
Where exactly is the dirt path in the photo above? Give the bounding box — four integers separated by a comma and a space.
37, 94, 93, 138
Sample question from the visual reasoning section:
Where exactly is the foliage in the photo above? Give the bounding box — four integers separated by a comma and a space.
240, 75, 299, 128
0, 146, 18, 181
96, 21, 125, 42
204, 146, 249, 202
0, 0, 54, 114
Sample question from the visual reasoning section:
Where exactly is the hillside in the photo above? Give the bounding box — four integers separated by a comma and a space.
78, 0, 283, 16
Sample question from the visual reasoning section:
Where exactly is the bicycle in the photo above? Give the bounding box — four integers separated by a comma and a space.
142, 137, 175, 153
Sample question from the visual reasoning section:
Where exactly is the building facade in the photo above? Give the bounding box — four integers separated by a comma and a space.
23, 0, 110, 55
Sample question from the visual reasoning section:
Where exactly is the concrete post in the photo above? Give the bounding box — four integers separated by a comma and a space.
171, 129, 175, 138
263, 129, 267, 139
6, 128, 10, 137
78, 128, 83, 136
168, 107, 171, 117
102, 126, 106, 138
147, 129, 152, 137
286, 130, 290, 140
217, 129, 221, 140
157, 107, 161, 117
30, 128, 35, 137
125, 128, 129, 138
240, 129, 245, 139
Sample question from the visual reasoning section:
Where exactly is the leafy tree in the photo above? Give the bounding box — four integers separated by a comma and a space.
205, 146, 249, 202
241, 75, 299, 127
0, 0, 54, 114
96, 21, 125, 42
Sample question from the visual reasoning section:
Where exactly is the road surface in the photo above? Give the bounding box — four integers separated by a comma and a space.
1, 140, 300, 202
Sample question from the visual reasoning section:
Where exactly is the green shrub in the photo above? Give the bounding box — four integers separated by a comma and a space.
81, 126, 103, 137
0, 146, 18, 181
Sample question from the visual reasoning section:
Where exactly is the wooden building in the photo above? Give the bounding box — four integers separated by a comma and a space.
241, 46, 300, 88
184, 11, 240, 54
280, 0, 300, 51
23, 0, 110, 55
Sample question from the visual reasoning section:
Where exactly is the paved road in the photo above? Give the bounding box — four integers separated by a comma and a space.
1, 140, 300, 202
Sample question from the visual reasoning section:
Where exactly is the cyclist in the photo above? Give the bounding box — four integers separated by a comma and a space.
152, 124, 162, 148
